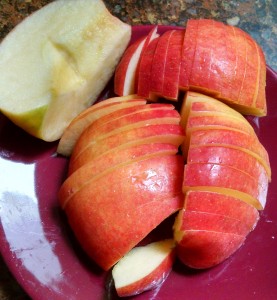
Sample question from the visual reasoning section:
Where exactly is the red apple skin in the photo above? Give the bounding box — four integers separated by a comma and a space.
149, 30, 175, 101
114, 36, 146, 96
135, 26, 159, 91
186, 113, 255, 136
137, 37, 160, 98
162, 30, 184, 101
73, 104, 179, 155
255, 42, 267, 114
175, 230, 246, 269
189, 129, 271, 179
60, 143, 178, 208
63, 155, 184, 270
177, 210, 250, 236
189, 19, 220, 96
237, 29, 259, 108
183, 162, 268, 209
115, 243, 176, 297
70, 124, 185, 172
179, 19, 199, 90
57, 97, 146, 156
184, 190, 259, 230
187, 145, 269, 182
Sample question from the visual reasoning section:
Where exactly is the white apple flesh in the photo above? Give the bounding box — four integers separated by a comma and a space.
112, 239, 176, 297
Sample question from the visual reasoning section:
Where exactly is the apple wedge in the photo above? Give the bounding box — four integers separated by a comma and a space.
63, 155, 184, 270
183, 191, 260, 230
187, 145, 269, 182
70, 124, 185, 171
149, 30, 175, 101
114, 26, 159, 96
188, 129, 271, 179
60, 143, 178, 208
73, 103, 179, 153
57, 95, 146, 156
112, 239, 176, 297
174, 230, 246, 269
0, 0, 131, 141
183, 163, 268, 209
162, 30, 185, 100
137, 38, 160, 98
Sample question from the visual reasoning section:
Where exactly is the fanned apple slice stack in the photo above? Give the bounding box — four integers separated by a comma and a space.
173, 91, 270, 269
114, 19, 267, 116
58, 98, 185, 271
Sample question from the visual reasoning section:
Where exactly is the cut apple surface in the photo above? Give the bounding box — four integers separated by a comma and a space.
112, 239, 176, 297
57, 95, 146, 156
64, 155, 184, 270
0, 0, 131, 141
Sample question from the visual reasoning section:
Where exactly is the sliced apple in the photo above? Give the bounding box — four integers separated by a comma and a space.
187, 145, 269, 182
137, 38, 160, 98
0, 0, 131, 141
149, 30, 175, 101
114, 37, 147, 96
57, 95, 146, 156
64, 155, 184, 270
162, 30, 185, 100
112, 239, 176, 297
183, 162, 268, 209
70, 124, 185, 171
179, 19, 198, 90
73, 103, 179, 154
174, 229, 246, 269
183, 190, 259, 230
60, 143, 178, 208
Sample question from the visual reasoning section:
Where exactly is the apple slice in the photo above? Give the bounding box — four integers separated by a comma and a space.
149, 30, 175, 101
0, 0, 131, 141
137, 38, 160, 98
179, 19, 199, 90
188, 129, 271, 179
183, 162, 268, 209
162, 30, 185, 100
175, 210, 250, 236
174, 229, 246, 269
57, 96, 146, 156
187, 145, 269, 182
60, 143, 178, 208
112, 239, 176, 297
183, 190, 260, 230
73, 103, 179, 154
63, 155, 184, 270
70, 124, 185, 171
114, 37, 147, 96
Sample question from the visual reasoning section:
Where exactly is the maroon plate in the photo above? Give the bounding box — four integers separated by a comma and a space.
0, 25, 277, 300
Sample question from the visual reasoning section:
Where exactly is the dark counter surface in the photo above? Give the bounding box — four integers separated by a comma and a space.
0, 1, 276, 299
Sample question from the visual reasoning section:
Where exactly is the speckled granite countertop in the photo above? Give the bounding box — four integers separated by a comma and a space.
0, 1, 276, 299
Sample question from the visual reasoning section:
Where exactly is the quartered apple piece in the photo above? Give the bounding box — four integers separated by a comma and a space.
57, 95, 146, 156
112, 239, 176, 297
63, 155, 184, 270
0, 0, 131, 142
